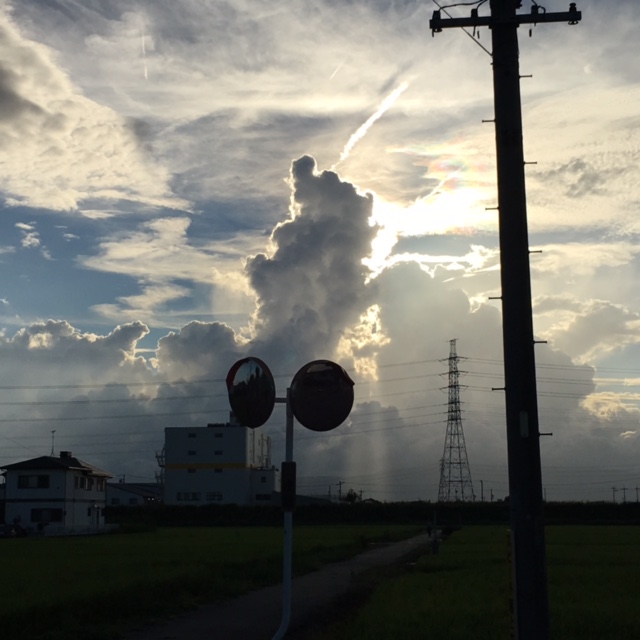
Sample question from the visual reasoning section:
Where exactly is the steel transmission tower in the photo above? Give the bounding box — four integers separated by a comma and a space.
438, 339, 474, 502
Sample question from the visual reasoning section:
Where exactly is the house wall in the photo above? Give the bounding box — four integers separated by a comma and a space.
164, 425, 278, 506
64, 471, 107, 529
4, 468, 107, 531
4, 468, 68, 528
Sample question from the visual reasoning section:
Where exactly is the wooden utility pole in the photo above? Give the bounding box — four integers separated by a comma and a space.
430, 3, 582, 640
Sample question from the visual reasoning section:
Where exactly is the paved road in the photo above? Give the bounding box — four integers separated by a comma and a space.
121, 532, 431, 640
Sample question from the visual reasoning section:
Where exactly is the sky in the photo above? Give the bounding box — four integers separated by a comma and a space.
1, 0, 639, 503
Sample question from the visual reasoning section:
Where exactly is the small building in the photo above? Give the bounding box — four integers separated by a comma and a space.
106, 482, 163, 507
1, 451, 112, 534
163, 417, 279, 506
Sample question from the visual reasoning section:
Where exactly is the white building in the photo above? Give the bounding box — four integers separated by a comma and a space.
1, 451, 112, 534
164, 419, 279, 506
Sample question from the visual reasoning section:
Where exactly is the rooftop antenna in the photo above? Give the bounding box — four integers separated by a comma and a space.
50, 430, 56, 456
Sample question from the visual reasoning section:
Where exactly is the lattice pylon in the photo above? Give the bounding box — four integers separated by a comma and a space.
438, 339, 475, 502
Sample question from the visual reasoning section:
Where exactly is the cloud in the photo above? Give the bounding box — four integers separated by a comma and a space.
19, 232, 40, 249
246, 156, 379, 368
79, 215, 259, 328
542, 300, 640, 363
7, 0, 442, 212
2, 0, 640, 500
0, 156, 634, 501
0, 8, 185, 211
14, 221, 39, 247
333, 81, 410, 168
154, 320, 241, 382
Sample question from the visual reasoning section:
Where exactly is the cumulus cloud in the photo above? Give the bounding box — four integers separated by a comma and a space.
0, 319, 150, 383
246, 156, 379, 368
154, 321, 241, 382
1, 0, 640, 500
0, 153, 634, 499
0, 158, 389, 480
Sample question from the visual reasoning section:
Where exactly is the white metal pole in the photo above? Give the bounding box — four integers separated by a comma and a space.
273, 389, 294, 640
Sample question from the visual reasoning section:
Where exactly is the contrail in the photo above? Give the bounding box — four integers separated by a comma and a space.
140, 19, 148, 80
330, 63, 344, 80
424, 168, 464, 200
333, 81, 409, 169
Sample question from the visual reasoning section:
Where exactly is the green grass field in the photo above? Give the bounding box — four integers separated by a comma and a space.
2, 524, 638, 640
0, 524, 421, 640
302, 525, 640, 640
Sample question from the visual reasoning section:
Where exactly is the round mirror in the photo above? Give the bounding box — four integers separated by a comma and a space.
226, 357, 276, 429
290, 360, 354, 432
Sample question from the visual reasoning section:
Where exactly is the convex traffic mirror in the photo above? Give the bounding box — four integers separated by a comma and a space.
290, 360, 354, 432
226, 357, 276, 429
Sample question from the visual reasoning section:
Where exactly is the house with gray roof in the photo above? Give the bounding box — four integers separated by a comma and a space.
1, 451, 112, 535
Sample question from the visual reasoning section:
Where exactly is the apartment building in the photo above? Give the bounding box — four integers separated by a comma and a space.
163, 418, 278, 506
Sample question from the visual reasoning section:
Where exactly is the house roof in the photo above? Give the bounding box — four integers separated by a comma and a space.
1, 454, 113, 478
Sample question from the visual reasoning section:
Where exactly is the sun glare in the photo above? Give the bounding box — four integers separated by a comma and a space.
365, 183, 497, 279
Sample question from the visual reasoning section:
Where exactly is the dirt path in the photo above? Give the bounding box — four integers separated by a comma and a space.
120, 532, 431, 640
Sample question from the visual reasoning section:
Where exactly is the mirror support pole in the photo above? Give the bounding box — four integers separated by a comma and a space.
273, 389, 294, 640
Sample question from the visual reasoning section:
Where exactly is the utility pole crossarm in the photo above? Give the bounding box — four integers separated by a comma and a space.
430, 4, 581, 33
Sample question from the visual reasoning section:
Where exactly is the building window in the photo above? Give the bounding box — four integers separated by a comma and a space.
260, 476, 267, 483
214, 433, 223, 438
205, 491, 223, 501
129, 498, 137, 505
176, 492, 201, 502
96, 479, 105, 491
18, 475, 49, 489
111, 498, 120, 505
75, 476, 87, 490
187, 433, 197, 438
255, 494, 271, 501
31, 508, 63, 523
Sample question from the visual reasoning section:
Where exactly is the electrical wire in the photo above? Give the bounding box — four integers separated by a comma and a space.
438, 0, 488, 9
432, 0, 493, 58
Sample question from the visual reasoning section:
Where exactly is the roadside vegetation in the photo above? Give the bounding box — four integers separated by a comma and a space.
0, 524, 422, 640
300, 525, 640, 640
